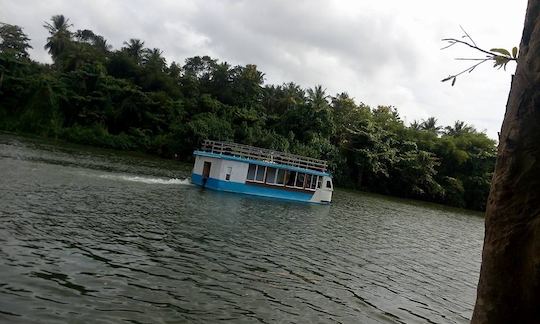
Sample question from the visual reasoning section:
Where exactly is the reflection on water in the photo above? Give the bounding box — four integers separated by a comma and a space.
0, 134, 483, 323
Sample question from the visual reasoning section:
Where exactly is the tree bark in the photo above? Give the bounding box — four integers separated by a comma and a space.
472, 1, 540, 323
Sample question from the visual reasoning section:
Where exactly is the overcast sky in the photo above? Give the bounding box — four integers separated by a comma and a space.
1, 0, 528, 138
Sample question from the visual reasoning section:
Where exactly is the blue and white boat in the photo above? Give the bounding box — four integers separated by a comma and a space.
191, 140, 333, 204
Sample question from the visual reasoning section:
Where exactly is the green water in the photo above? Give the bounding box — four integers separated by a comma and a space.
0, 134, 483, 323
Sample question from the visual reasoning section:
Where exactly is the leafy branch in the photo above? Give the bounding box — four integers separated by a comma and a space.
441, 26, 518, 86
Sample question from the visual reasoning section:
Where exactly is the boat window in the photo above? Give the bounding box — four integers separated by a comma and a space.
266, 167, 277, 184
310, 175, 318, 189
276, 169, 286, 185
247, 164, 256, 181
326, 180, 332, 189
286, 171, 297, 186
225, 167, 232, 181
305, 174, 313, 189
317, 177, 322, 189
295, 173, 305, 188
255, 165, 266, 182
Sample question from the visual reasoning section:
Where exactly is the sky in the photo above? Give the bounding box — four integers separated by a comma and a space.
0, 0, 529, 139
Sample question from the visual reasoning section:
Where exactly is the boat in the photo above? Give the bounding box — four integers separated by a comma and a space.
191, 140, 333, 204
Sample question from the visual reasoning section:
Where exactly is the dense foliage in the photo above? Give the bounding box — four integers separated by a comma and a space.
0, 16, 497, 210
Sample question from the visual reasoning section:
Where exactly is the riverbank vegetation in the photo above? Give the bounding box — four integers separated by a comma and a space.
0, 15, 497, 210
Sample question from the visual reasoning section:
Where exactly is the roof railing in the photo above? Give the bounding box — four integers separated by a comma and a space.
199, 140, 328, 172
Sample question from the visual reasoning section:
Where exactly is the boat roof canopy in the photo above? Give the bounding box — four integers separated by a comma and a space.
195, 140, 330, 176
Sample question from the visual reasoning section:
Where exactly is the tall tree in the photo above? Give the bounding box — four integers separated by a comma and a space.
0, 23, 33, 90
307, 85, 329, 111
142, 48, 166, 72
43, 14, 72, 63
183, 55, 216, 79
420, 117, 442, 134
230, 64, 264, 107
331, 92, 358, 144
445, 120, 475, 136
92, 35, 112, 54
472, 1, 540, 322
122, 38, 145, 64
282, 82, 306, 111
0, 23, 32, 59
410, 120, 422, 130
75, 29, 112, 53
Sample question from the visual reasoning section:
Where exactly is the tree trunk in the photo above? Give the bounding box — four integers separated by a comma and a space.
472, 1, 540, 323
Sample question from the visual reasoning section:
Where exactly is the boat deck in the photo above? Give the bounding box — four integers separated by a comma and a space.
199, 140, 328, 172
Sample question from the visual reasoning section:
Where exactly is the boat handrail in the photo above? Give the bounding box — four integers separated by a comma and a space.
199, 140, 328, 172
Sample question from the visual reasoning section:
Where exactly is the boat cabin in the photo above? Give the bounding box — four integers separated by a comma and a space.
191, 140, 333, 204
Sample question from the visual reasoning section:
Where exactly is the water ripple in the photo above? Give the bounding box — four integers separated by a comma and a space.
0, 134, 484, 323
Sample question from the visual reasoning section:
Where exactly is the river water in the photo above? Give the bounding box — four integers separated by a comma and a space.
0, 134, 484, 323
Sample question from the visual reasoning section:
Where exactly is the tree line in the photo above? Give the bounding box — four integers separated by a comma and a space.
0, 15, 497, 210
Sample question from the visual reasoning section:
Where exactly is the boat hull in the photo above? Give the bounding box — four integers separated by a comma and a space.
191, 173, 329, 204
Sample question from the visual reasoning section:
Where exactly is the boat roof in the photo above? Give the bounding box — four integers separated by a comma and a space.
194, 140, 331, 177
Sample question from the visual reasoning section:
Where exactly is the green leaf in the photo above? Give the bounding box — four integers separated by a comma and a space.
490, 48, 511, 57
493, 55, 510, 70
512, 47, 518, 58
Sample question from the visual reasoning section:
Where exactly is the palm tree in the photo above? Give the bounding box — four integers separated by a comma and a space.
420, 117, 442, 134
142, 48, 166, 71
43, 14, 73, 62
410, 120, 422, 130
92, 36, 112, 53
240, 64, 264, 85
307, 85, 329, 111
445, 120, 475, 136
75, 29, 112, 54
122, 38, 145, 64
74, 29, 94, 42
331, 92, 352, 109
282, 82, 305, 111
